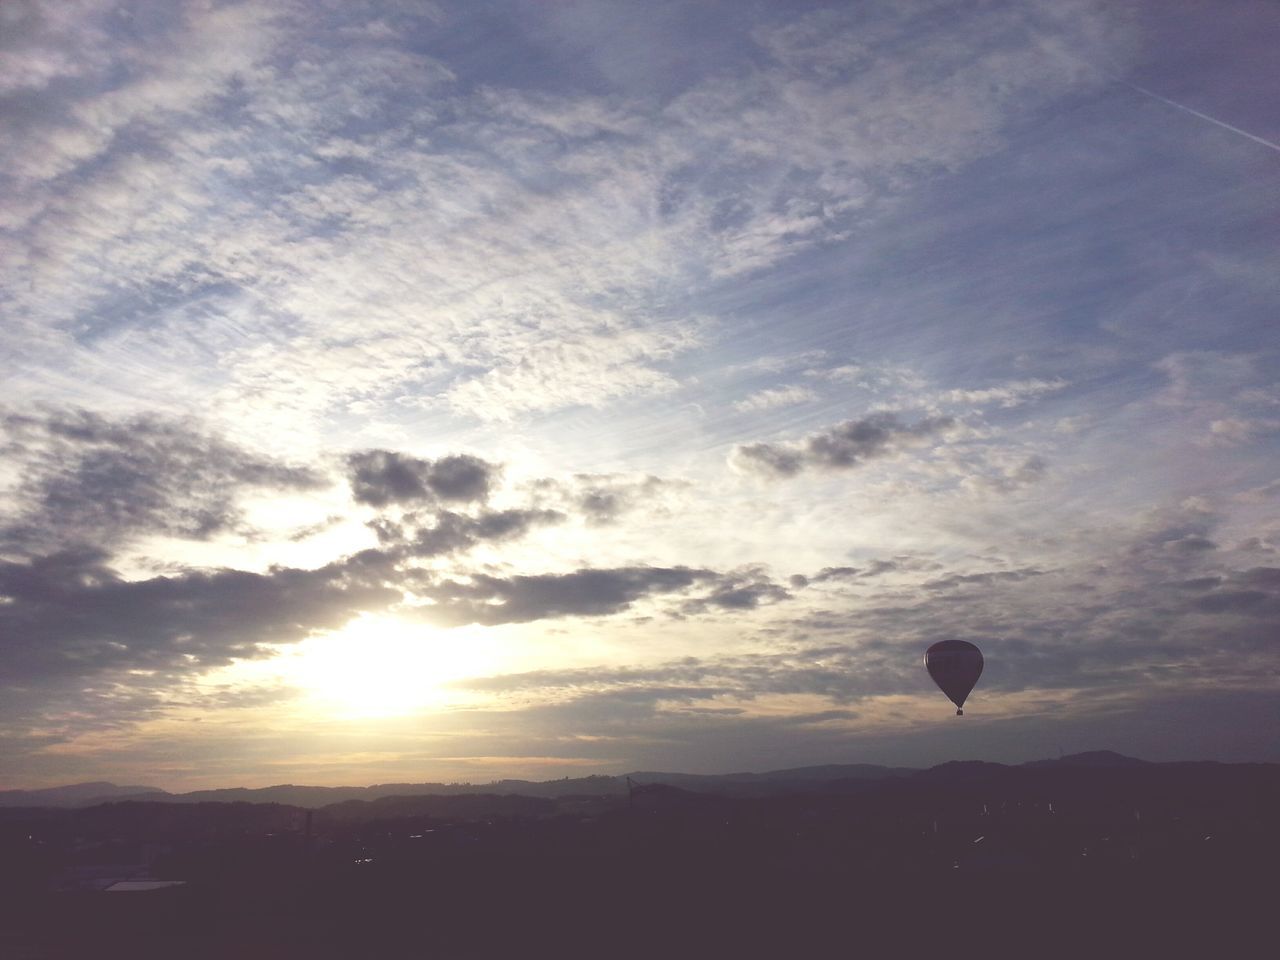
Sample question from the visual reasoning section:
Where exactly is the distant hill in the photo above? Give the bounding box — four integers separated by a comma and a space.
1023, 750, 1148, 768
912, 760, 1019, 785
320, 792, 557, 822
0, 782, 166, 808
4, 752, 1270, 809
1, 765, 915, 808
163, 774, 630, 808
625, 763, 915, 796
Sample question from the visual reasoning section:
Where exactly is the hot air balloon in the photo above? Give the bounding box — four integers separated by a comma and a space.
924, 640, 983, 715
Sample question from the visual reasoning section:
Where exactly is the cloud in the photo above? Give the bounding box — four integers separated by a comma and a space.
733, 385, 818, 414
730, 413, 955, 478
1238, 567, 1280, 588
809, 566, 861, 583
1205, 417, 1280, 447
1189, 590, 1268, 614
0, 408, 324, 554
791, 557, 947, 590
806, 362, 927, 393
1181, 565, 1280, 618
375, 507, 565, 558
457, 648, 880, 706
0, 1, 281, 193
417, 566, 719, 626
937, 378, 1068, 409
0, 0, 1133, 435
529, 473, 685, 526
1154, 352, 1258, 409
959, 453, 1050, 495
681, 566, 791, 613
0, 546, 400, 687
440, 324, 697, 421
922, 568, 1047, 591
1127, 498, 1221, 568
1235, 480, 1280, 505
5, 1, 1277, 783
347, 451, 498, 507
459, 537, 1280, 713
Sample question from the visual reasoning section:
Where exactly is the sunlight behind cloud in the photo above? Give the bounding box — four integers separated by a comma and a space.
274, 616, 505, 719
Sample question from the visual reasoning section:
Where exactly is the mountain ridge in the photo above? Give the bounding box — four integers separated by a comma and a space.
6, 751, 1266, 809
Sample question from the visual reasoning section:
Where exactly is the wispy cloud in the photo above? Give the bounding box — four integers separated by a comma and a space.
2, 0, 1131, 438
733, 385, 819, 414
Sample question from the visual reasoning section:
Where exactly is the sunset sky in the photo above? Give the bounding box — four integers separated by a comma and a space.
2, 0, 1278, 791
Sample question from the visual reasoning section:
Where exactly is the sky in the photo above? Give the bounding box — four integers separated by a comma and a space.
1, 0, 1278, 791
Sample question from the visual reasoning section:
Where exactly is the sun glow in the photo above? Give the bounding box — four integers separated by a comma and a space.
277, 615, 504, 718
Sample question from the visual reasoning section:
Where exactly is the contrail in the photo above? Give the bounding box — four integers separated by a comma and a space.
1127, 82, 1280, 155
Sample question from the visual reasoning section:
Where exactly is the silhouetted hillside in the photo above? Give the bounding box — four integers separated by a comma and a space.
2, 754, 1277, 958
626, 762, 913, 795
1, 763, 915, 808
2, 754, 1276, 959
2, 757, 1269, 814
0, 782, 166, 808
320, 792, 556, 822
1024, 749, 1148, 767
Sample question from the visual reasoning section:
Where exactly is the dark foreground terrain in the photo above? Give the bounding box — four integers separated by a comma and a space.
2, 756, 1276, 958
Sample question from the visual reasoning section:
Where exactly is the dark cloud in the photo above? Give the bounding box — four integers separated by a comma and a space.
863, 559, 900, 577
579, 490, 627, 524
1170, 576, 1222, 591
792, 557, 944, 589
813, 566, 860, 582
1128, 500, 1221, 561
0, 409, 324, 553
419, 566, 718, 626
681, 567, 791, 613
349, 452, 430, 506
368, 506, 563, 558
922, 568, 1047, 590
1237, 566, 1280, 588
405, 508, 564, 557
347, 450, 497, 507
1189, 590, 1268, 614
1181, 566, 1280, 617
731, 413, 955, 478
0, 547, 400, 686
430, 454, 498, 501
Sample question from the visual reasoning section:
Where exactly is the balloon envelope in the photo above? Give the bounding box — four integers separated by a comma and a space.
924, 640, 984, 714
